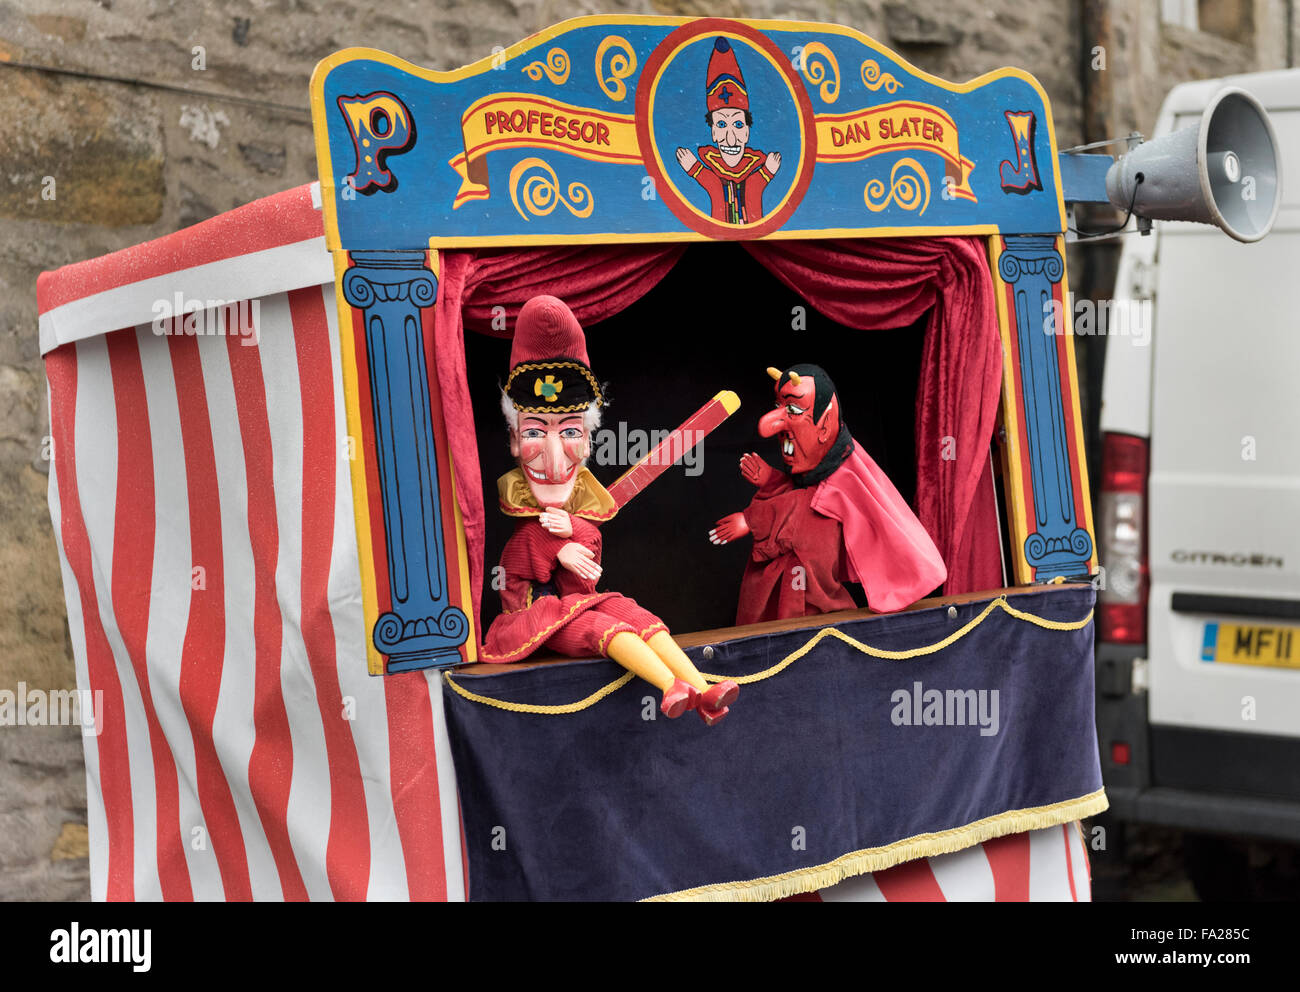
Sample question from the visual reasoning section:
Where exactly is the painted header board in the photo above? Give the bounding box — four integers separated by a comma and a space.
312, 15, 1067, 250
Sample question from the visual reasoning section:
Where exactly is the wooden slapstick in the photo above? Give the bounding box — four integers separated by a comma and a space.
606, 390, 741, 509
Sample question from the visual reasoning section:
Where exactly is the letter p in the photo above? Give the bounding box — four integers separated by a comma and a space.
336, 91, 416, 195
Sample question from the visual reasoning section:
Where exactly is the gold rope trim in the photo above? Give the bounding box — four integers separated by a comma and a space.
597, 622, 631, 656
699, 595, 1093, 684
508, 401, 599, 414
450, 594, 1093, 713
642, 788, 1110, 902
505, 360, 604, 409
446, 669, 636, 715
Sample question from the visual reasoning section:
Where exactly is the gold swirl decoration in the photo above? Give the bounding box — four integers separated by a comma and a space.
864, 158, 931, 215
509, 157, 594, 221
860, 59, 901, 94
521, 47, 570, 84
595, 35, 637, 102
798, 41, 840, 103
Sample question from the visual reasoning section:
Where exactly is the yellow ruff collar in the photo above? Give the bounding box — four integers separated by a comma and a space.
498, 466, 618, 521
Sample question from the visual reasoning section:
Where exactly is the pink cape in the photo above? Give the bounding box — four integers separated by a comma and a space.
810, 442, 948, 613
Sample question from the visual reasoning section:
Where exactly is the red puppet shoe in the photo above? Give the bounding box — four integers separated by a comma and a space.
698, 704, 730, 727
700, 679, 739, 711
660, 679, 700, 719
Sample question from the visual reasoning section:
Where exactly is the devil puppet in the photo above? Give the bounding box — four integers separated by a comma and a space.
710, 364, 947, 624
481, 295, 740, 725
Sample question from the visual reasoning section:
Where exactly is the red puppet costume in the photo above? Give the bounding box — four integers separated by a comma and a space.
711, 365, 947, 625
485, 471, 661, 660
482, 295, 739, 725
674, 37, 781, 225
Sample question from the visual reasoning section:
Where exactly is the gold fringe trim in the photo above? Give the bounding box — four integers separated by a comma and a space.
643, 789, 1110, 902
449, 594, 1093, 714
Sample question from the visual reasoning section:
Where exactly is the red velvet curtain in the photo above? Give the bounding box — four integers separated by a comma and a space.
434, 237, 1003, 638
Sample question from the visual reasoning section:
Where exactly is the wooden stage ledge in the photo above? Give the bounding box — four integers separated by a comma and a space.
455, 582, 1092, 675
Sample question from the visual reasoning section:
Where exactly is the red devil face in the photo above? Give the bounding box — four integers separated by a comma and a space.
511, 411, 590, 507
758, 373, 840, 474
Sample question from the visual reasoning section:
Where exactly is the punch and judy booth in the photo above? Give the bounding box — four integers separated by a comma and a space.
38, 16, 1106, 901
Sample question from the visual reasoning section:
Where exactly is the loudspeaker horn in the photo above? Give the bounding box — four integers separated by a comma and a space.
1106, 86, 1282, 243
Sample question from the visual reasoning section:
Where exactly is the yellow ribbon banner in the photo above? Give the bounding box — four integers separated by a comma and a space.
449, 93, 640, 209
815, 100, 977, 202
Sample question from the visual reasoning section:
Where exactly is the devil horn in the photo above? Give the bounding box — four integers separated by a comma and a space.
766, 366, 782, 382
788, 371, 802, 386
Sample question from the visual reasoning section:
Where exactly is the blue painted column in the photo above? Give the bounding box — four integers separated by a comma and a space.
998, 235, 1093, 579
342, 250, 468, 671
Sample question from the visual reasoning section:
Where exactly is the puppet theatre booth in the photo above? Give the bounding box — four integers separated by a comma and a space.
38, 16, 1106, 901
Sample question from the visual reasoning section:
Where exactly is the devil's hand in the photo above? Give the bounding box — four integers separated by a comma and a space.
539, 508, 573, 538
709, 512, 751, 546
676, 147, 698, 172
558, 541, 602, 583
739, 452, 773, 488
766, 151, 781, 175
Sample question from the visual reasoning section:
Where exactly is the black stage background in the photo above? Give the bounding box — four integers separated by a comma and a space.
464, 241, 928, 635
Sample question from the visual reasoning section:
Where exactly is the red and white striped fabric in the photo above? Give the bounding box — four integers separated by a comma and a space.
39, 185, 466, 901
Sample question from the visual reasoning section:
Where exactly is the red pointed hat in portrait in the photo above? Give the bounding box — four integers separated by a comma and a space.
705, 37, 749, 113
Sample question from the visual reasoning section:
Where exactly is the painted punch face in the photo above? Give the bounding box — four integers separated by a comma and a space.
711, 108, 750, 166
758, 372, 840, 474
511, 411, 589, 507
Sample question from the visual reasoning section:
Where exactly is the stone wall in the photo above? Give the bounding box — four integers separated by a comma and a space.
0, 0, 1293, 900
1111, 0, 1297, 138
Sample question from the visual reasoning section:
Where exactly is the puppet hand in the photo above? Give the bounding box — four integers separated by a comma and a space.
766, 151, 781, 174
739, 452, 772, 487
676, 147, 697, 172
539, 508, 573, 538
709, 512, 750, 545
558, 542, 602, 583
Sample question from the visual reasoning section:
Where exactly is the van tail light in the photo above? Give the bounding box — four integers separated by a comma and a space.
1097, 432, 1149, 644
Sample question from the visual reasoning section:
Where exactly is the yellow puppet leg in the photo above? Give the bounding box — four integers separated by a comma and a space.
606, 631, 677, 692
646, 630, 710, 693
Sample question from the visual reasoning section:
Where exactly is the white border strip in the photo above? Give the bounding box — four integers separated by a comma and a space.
39, 236, 334, 356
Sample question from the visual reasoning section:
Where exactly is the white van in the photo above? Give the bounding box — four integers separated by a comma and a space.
1096, 68, 1300, 896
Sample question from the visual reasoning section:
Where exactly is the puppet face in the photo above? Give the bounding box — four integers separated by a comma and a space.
711, 109, 749, 166
758, 376, 840, 474
510, 410, 590, 507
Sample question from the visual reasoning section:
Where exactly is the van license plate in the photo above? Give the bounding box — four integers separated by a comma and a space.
1201, 622, 1300, 668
